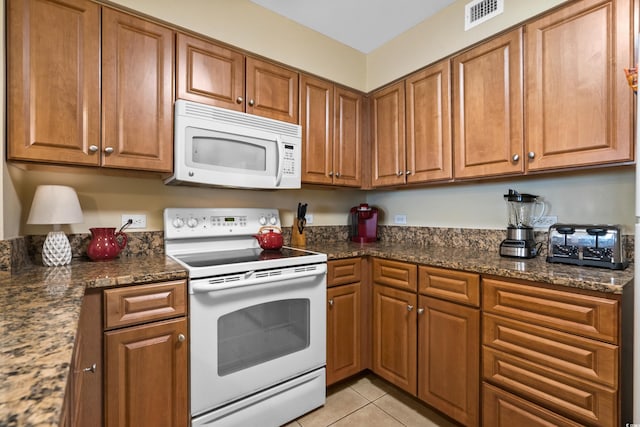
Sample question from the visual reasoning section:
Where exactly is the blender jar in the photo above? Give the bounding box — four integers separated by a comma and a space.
505, 189, 545, 228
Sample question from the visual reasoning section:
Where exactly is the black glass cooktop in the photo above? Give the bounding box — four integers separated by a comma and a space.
174, 247, 316, 268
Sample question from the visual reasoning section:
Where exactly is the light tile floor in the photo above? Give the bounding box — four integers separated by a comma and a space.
284, 374, 460, 427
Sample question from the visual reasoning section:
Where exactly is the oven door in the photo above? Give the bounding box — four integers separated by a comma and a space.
189, 263, 327, 417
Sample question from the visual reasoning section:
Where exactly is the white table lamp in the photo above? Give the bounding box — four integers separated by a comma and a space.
27, 185, 84, 266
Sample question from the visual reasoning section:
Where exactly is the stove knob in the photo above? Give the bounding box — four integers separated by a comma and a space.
187, 217, 198, 228
269, 216, 277, 225
172, 217, 185, 228
259, 216, 267, 225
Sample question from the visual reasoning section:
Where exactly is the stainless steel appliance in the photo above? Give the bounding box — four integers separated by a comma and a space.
499, 189, 545, 258
547, 225, 628, 270
166, 100, 302, 189
349, 203, 378, 243
164, 208, 327, 427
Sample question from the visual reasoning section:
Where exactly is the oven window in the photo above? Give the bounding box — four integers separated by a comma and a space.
217, 299, 310, 376
192, 135, 267, 171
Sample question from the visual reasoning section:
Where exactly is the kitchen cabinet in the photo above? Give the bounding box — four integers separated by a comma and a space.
176, 33, 298, 123
326, 258, 363, 385
371, 259, 417, 393
7, 0, 100, 166
524, 0, 634, 171
61, 290, 103, 427
482, 277, 621, 427
7, 1, 174, 173
452, 28, 524, 179
300, 74, 363, 186
371, 82, 406, 187
104, 280, 188, 427
417, 267, 480, 427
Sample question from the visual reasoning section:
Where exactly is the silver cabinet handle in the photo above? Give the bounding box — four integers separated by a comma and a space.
248, 99, 255, 106
407, 305, 414, 311
512, 154, 520, 162
89, 145, 99, 153
236, 96, 243, 104
104, 147, 114, 154
397, 171, 403, 176
83, 363, 96, 373
418, 308, 425, 314
178, 334, 186, 342
528, 151, 535, 159
328, 299, 334, 307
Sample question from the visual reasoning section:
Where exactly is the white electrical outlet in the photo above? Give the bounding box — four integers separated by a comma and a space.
534, 215, 558, 229
121, 214, 147, 229
305, 214, 313, 224
394, 214, 407, 225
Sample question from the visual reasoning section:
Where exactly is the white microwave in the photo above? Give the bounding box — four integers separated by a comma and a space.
165, 99, 301, 189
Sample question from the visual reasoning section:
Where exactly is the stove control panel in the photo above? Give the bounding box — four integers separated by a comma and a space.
164, 208, 281, 239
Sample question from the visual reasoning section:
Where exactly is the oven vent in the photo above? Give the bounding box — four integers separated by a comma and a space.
294, 265, 318, 273
255, 270, 282, 279
208, 275, 241, 285
464, 0, 503, 31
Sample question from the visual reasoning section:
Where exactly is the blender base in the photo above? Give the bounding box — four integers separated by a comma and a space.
500, 239, 538, 258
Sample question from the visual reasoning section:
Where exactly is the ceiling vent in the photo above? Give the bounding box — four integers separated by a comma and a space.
465, 0, 504, 31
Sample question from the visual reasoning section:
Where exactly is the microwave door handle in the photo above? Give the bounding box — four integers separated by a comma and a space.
275, 135, 284, 186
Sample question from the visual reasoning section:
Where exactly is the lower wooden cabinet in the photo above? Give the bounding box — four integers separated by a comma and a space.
327, 283, 362, 385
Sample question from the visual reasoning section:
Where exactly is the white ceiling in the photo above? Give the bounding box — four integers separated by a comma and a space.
249, 0, 457, 54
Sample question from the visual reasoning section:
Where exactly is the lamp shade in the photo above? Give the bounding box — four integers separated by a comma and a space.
27, 185, 84, 225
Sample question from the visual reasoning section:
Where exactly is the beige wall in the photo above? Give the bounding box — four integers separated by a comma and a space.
2, 0, 636, 239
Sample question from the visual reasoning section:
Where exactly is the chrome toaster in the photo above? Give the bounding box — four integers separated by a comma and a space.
546, 224, 628, 270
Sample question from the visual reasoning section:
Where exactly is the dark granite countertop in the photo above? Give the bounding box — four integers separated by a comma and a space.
0, 242, 633, 426
0, 255, 187, 427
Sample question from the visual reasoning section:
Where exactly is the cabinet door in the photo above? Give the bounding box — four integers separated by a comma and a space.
327, 283, 362, 386
371, 81, 406, 187
333, 87, 363, 187
372, 284, 417, 394
405, 59, 452, 183
246, 57, 299, 123
418, 296, 480, 427
7, 0, 100, 166
105, 317, 188, 427
453, 28, 524, 179
300, 74, 334, 185
102, 8, 174, 172
525, 0, 633, 170
176, 33, 245, 111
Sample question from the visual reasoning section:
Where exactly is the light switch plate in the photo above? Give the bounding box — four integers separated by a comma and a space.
394, 214, 407, 225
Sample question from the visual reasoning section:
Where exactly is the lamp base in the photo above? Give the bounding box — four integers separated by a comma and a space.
42, 231, 72, 266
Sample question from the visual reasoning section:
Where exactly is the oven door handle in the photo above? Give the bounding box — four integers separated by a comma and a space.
190, 267, 326, 293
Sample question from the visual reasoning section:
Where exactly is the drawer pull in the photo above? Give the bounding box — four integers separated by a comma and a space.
83, 363, 96, 373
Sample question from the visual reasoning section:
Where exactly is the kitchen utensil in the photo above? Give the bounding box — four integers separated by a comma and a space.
87, 227, 128, 261
254, 226, 283, 250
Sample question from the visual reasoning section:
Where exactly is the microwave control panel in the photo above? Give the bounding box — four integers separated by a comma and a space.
282, 144, 296, 175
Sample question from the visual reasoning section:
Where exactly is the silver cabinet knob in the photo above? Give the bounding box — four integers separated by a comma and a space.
407, 305, 414, 311
335, 172, 341, 178
236, 96, 243, 104
528, 151, 536, 159
328, 171, 333, 177
83, 363, 96, 373
248, 99, 255, 106
89, 145, 99, 153
328, 299, 334, 307
397, 171, 403, 176
104, 146, 114, 154
418, 308, 425, 314
406, 170, 411, 175
512, 154, 520, 162
178, 334, 186, 342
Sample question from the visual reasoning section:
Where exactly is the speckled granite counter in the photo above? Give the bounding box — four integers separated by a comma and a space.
302, 241, 634, 294
0, 255, 187, 427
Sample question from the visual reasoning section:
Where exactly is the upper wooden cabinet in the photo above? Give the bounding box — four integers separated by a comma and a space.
453, 28, 524, 179
176, 33, 299, 123
7, 0, 101, 166
300, 74, 362, 186
102, 8, 174, 172
7, 0, 174, 173
371, 81, 406, 187
524, 0, 634, 171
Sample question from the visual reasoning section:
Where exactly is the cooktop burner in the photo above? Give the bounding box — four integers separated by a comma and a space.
174, 247, 318, 268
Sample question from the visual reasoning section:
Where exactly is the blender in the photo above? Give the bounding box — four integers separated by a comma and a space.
499, 189, 545, 258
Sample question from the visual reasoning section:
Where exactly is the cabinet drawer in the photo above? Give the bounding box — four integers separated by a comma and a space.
419, 266, 479, 306
483, 383, 583, 427
483, 347, 617, 426
328, 258, 362, 287
104, 280, 187, 329
372, 258, 417, 292
482, 278, 619, 344
484, 314, 617, 388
